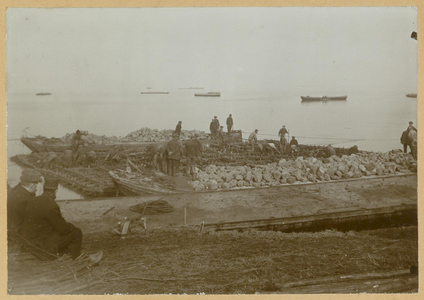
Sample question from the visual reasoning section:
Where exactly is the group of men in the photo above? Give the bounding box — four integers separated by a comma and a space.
209, 114, 234, 140
400, 121, 418, 159
248, 125, 298, 154
8, 170, 84, 261
148, 133, 203, 179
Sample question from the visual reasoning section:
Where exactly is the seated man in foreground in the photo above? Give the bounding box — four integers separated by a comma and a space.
21, 177, 83, 261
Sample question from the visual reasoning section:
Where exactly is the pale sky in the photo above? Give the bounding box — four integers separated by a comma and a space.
6, 7, 417, 94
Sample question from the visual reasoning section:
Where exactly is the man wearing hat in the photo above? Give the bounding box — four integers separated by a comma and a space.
184, 133, 203, 180
166, 134, 182, 176
7, 169, 43, 233
407, 121, 417, 133
278, 125, 289, 153
226, 114, 233, 134
21, 177, 83, 260
175, 121, 182, 137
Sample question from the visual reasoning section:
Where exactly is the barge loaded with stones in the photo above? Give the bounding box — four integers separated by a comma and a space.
20, 127, 220, 153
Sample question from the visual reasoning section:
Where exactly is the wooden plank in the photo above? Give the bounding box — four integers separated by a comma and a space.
204, 204, 417, 232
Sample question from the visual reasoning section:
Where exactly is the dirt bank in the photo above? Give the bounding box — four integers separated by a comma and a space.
60, 174, 417, 235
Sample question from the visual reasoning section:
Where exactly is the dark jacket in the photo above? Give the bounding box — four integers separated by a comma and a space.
401, 131, 410, 145
21, 192, 74, 253
278, 128, 288, 137
210, 121, 219, 132
8, 183, 35, 233
226, 117, 233, 127
175, 123, 182, 135
22, 192, 73, 239
290, 139, 299, 146
185, 139, 203, 157
166, 139, 181, 160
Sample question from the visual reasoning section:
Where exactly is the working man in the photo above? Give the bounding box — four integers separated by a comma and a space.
71, 130, 85, 153
166, 135, 182, 176
401, 130, 411, 153
147, 142, 167, 172
175, 121, 182, 137
327, 144, 336, 157
408, 128, 418, 160
218, 126, 225, 141
185, 133, 203, 180
21, 177, 83, 261
8, 169, 43, 234
290, 136, 299, 153
248, 129, 259, 151
226, 114, 233, 134
407, 121, 417, 133
278, 125, 288, 139
210, 118, 219, 139
348, 145, 359, 155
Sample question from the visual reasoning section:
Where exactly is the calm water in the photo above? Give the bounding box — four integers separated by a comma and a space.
6, 90, 417, 199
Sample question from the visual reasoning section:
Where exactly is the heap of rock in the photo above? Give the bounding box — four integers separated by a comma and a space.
57, 128, 208, 145
190, 150, 416, 192
124, 127, 208, 142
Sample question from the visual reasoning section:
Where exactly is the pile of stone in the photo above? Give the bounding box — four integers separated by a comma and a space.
124, 127, 208, 142
189, 150, 416, 192
56, 128, 208, 145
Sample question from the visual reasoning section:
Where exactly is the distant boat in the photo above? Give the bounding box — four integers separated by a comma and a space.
406, 93, 417, 98
195, 92, 221, 97
140, 92, 169, 94
36, 92, 51, 96
301, 95, 347, 102
178, 87, 204, 90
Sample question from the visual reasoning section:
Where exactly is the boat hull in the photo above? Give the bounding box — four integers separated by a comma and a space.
195, 94, 221, 97
301, 96, 347, 102
406, 94, 417, 98
109, 171, 171, 196
140, 92, 169, 94
20, 137, 215, 153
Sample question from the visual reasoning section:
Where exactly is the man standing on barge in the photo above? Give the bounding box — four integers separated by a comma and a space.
166, 135, 182, 176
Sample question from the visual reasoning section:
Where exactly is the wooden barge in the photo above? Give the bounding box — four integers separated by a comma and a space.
20, 136, 220, 154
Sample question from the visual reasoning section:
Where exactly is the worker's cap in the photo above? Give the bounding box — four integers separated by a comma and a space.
20, 169, 43, 183
44, 177, 60, 190
214, 116, 217, 118
409, 121, 413, 124
178, 121, 182, 123
292, 136, 295, 138
255, 129, 258, 132
282, 125, 285, 127
220, 126, 224, 128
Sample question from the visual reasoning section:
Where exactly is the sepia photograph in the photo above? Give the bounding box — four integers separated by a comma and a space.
4, 4, 419, 295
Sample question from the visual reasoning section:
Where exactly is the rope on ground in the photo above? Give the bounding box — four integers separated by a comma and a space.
129, 200, 174, 215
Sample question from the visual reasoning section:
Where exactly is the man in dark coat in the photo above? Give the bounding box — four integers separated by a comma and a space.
210, 118, 219, 138
226, 114, 233, 134
8, 169, 43, 234
401, 130, 411, 153
185, 134, 203, 180
166, 135, 182, 176
175, 121, 182, 137
21, 177, 83, 260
